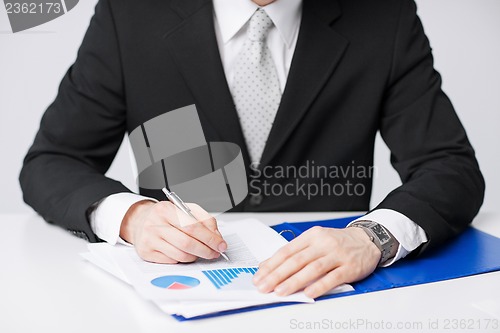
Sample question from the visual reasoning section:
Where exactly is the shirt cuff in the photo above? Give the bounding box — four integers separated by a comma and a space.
89, 193, 158, 245
348, 209, 428, 267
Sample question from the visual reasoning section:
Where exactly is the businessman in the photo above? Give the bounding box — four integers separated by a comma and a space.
20, 0, 484, 298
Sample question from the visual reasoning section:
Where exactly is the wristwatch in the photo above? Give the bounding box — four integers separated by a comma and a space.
348, 220, 398, 265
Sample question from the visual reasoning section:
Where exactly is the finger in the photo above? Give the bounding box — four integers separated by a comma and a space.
187, 203, 213, 222
157, 202, 227, 254
159, 224, 220, 260
200, 218, 222, 237
149, 237, 199, 263
303, 266, 348, 299
137, 248, 178, 264
156, 201, 197, 227
202, 219, 224, 239
178, 219, 227, 253
254, 247, 320, 293
274, 256, 339, 296
187, 203, 223, 237
254, 237, 309, 283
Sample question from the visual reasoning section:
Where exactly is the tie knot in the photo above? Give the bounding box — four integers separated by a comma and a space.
248, 9, 273, 42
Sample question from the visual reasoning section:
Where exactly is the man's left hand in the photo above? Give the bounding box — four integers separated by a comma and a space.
253, 226, 381, 299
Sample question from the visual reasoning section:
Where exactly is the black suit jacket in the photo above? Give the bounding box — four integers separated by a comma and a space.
20, 0, 484, 254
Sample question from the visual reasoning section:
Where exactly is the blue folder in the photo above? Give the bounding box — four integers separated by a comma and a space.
173, 216, 500, 321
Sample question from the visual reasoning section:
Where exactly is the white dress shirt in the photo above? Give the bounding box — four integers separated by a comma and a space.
90, 0, 428, 264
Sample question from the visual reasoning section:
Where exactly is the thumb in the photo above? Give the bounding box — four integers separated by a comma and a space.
185, 203, 222, 235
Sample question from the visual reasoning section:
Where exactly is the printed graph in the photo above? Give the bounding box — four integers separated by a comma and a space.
202, 267, 258, 290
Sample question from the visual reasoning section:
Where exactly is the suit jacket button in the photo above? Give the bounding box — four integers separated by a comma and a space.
249, 194, 263, 207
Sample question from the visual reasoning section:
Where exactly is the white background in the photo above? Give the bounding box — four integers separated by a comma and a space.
0, 0, 499, 215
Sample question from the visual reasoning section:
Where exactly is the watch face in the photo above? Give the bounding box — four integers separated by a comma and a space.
372, 224, 390, 245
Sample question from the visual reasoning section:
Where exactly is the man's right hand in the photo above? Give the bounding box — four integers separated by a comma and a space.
119, 200, 227, 264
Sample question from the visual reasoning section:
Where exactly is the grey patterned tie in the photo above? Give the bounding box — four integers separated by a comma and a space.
231, 9, 282, 165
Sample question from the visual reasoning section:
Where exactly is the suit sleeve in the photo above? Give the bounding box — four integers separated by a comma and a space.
375, 0, 485, 254
19, 0, 131, 242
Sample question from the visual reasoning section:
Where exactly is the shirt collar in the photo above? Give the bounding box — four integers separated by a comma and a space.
213, 0, 302, 48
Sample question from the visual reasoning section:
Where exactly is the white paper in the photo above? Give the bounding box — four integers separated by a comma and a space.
81, 245, 276, 317
81, 218, 354, 317
108, 219, 312, 302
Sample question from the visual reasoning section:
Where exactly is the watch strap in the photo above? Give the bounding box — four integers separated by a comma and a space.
349, 220, 398, 265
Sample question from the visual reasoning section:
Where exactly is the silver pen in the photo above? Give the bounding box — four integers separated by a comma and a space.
162, 188, 229, 261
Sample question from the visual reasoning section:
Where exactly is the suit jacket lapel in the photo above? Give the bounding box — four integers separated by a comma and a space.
259, 0, 349, 167
164, 0, 252, 169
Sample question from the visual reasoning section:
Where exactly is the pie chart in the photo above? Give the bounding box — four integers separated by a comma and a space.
151, 275, 200, 290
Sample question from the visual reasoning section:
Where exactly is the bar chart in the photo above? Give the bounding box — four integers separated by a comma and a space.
202, 267, 259, 290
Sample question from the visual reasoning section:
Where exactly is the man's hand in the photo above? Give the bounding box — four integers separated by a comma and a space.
119, 200, 227, 264
252, 226, 381, 299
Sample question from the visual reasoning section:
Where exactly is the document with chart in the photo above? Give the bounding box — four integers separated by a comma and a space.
109, 219, 313, 302
82, 218, 353, 317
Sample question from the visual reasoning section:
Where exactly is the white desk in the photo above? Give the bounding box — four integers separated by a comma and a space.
1, 212, 499, 333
